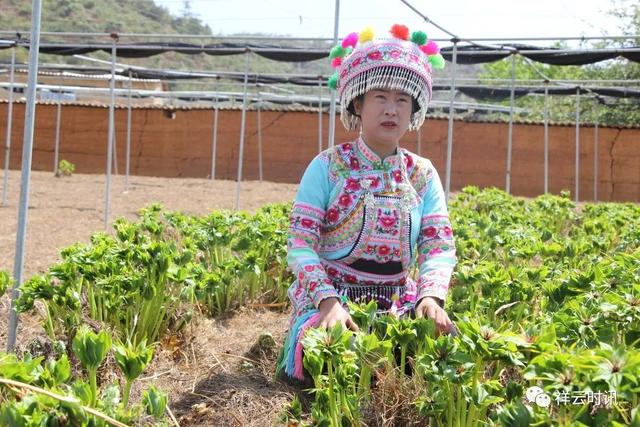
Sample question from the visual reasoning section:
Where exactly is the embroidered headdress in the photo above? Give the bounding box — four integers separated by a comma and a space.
328, 24, 445, 132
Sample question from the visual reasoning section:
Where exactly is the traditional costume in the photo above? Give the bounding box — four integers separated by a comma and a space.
277, 24, 457, 381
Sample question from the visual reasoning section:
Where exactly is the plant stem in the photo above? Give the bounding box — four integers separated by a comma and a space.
446, 382, 454, 427
456, 384, 464, 427
43, 304, 55, 340
466, 404, 477, 427
327, 360, 340, 427
340, 388, 353, 424
87, 280, 96, 319
89, 368, 98, 407
123, 379, 132, 407
357, 365, 371, 402
472, 357, 482, 390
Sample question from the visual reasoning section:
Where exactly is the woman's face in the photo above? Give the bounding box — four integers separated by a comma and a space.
354, 89, 413, 152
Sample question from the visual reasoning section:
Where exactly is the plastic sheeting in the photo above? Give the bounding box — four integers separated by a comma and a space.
2, 39, 639, 65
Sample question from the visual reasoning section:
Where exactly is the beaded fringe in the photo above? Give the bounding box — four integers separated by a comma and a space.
340, 65, 430, 132
335, 283, 407, 307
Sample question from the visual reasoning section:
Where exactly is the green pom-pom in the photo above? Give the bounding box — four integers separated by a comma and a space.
329, 45, 347, 59
327, 73, 339, 90
428, 53, 446, 69
345, 47, 353, 56
411, 31, 427, 46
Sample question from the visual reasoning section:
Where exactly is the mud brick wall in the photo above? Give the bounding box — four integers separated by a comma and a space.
1, 102, 638, 202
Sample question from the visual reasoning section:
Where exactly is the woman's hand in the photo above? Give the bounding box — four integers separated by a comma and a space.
415, 296, 455, 336
316, 298, 359, 332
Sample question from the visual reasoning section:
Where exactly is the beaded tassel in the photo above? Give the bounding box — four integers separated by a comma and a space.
339, 65, 430, 132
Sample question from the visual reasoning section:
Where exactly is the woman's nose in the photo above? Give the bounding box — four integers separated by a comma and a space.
384, 104, 398, 116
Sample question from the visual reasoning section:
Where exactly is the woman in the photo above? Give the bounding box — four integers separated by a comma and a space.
277, 24, 457, 382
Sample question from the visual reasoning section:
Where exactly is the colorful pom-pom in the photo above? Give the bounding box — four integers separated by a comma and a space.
390, 24, 410, 41
428, 53, 446, 69
331, 57, 342, 69
359, 26, 375, 43
327, 73, 339, 90
341, 32, 359, 49
329, 44, 347, 59
411, 30, 427, 46
422, 40, 440, 55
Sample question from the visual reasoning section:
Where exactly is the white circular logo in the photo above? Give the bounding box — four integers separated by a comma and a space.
535, 393, 551, 408
525, 386, 544, 402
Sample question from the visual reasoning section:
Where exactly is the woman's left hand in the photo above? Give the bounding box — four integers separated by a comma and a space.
415, 296, 455, 336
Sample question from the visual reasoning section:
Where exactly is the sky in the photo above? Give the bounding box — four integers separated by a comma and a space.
154, 0, 626, 45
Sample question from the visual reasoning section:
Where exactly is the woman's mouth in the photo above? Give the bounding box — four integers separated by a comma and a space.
381, 121, 397, 129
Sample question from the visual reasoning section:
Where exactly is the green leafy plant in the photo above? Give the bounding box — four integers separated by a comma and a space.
142, 385, 168, 421
6, 187, 640, 425
113, 339, 154, 407
294, 188, 640, 426
56, 159, 75, 177
0, 352, 138, 427
71, 325, 112, 406
0, 270, 12, 297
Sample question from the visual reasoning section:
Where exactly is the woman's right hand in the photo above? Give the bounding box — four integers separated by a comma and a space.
316, 297, 359, 332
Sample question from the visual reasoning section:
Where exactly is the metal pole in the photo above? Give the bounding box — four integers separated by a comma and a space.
112, 122, 118, 176
235, 51, 251, 210
257, 94, 263, 182
104, 36, 117, 230
2, 44, 16, 207
7, 0, 43, 352
505, 52, 516, 194
210, 86, 219, 180
53, 86, 62, 176
575, 87, 580, 202
417, 127, 422, 157
445, 39, 458, 201
543, 83, 549, 194
318, 78, 323, 154
327, 0, 340, 148
125, 69, 132, 191
593, 98, 599, 202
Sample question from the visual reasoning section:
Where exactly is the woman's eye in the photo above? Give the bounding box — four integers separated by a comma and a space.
398, 98, 409, 103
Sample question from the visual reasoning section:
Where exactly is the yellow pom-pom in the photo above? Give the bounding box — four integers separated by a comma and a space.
359, 26, 375, 43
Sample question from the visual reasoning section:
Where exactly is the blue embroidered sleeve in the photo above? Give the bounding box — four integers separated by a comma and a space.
415, 162, 457, 305
287, 154, 339, 308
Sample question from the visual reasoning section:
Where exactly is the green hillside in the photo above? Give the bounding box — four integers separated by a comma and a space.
1, 0, 210, 37
0, 0, 329, 86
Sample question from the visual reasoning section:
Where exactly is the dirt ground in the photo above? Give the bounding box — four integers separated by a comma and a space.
0, 169, 298, 277
0, 169, 301, 426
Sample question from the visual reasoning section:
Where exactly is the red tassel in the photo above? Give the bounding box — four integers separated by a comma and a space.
390, 24, 410, 40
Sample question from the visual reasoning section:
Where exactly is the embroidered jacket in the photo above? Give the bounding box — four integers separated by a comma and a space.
286, 137, 457, 314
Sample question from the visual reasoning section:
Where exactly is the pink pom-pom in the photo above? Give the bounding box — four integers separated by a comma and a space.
341, 32, 359, 49
420, 40, 440, 55
390, 24, 410, 41
331, 57, 343, 69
